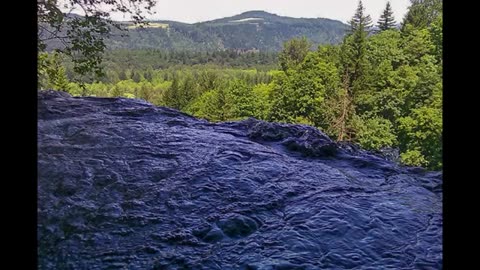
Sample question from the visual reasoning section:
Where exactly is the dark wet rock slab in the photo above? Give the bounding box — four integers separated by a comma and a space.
37, 91, 442, 269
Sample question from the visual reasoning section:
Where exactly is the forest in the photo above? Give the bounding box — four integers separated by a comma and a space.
38, 0, 442, 170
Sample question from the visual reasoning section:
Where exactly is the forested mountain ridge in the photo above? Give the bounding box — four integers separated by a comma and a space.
45, 11, 347, 51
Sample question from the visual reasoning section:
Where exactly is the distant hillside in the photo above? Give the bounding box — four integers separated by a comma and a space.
51, 11, 348, 52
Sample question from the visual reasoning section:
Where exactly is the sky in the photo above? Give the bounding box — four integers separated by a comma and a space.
63, 0, 411, 24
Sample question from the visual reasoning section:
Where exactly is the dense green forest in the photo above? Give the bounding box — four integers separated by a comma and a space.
81, 49, 278, 74
38, 0, 442, 170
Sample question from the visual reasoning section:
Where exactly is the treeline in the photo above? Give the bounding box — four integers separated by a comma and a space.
103, 49, 277, 69
38, 0, 442, 170
46, 49, 278, 84
70, 49, 277, 81
38, 60, 275, 108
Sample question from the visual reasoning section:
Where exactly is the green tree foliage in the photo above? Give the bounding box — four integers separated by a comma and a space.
428, 16, 443, 66
131, 71, 143, 83
365, 30, 403, 68
343, 0, 373, 93
197, 69, 220, 93
401, 27, 435, 66
100, 49, 278, 71
162, 76, 183, 109
352, 116, 397, 150
111, 85, 124, 97
278, 37, 312, 72
323, 87, 354, 141
357, 30, 405, 122
270, 52, 341, 128
186, 88, 234, 122
138, 81, 158, 103
326, 0, 375, 140
38, 52, 70, 91
348, 0, 373, 34
377, 1, 397, 32
251, 83, 275, 120
228, 80, 256, 119
118, 69, 128, 81
185, 79, 264, 122
398, 107, 442, 169
402, 0, 442, 30
38, 0, 157, 80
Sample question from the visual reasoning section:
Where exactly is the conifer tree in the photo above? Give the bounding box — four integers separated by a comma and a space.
132, 71, 143, 83
38, 52, 71, 92
377, 1, 397, 31
118, 70, 128, 81
144, 69, 153, 82
343, 0, 373, 89
53, 66, 71, 92
348, 0, 373, 34
163, 76, 182, 109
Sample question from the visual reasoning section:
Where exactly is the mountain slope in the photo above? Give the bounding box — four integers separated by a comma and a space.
38, 91, 442, 269
106, 11, 348, 51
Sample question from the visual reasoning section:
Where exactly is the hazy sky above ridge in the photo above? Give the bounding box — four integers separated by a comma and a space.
63, 0, 411, 24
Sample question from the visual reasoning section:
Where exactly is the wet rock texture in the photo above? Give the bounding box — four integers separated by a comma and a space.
38, 91, 442, 269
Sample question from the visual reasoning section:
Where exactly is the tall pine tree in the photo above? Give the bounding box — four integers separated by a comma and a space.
348, 0, 373, 34
163, 75, 182, 109
38, 52, 71, 92
377, 1, 397, 31
335, 0, 374, 141
344, 0, 373, 87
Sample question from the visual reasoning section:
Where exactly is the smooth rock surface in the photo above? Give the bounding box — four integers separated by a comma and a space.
38, 91, 442, 269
